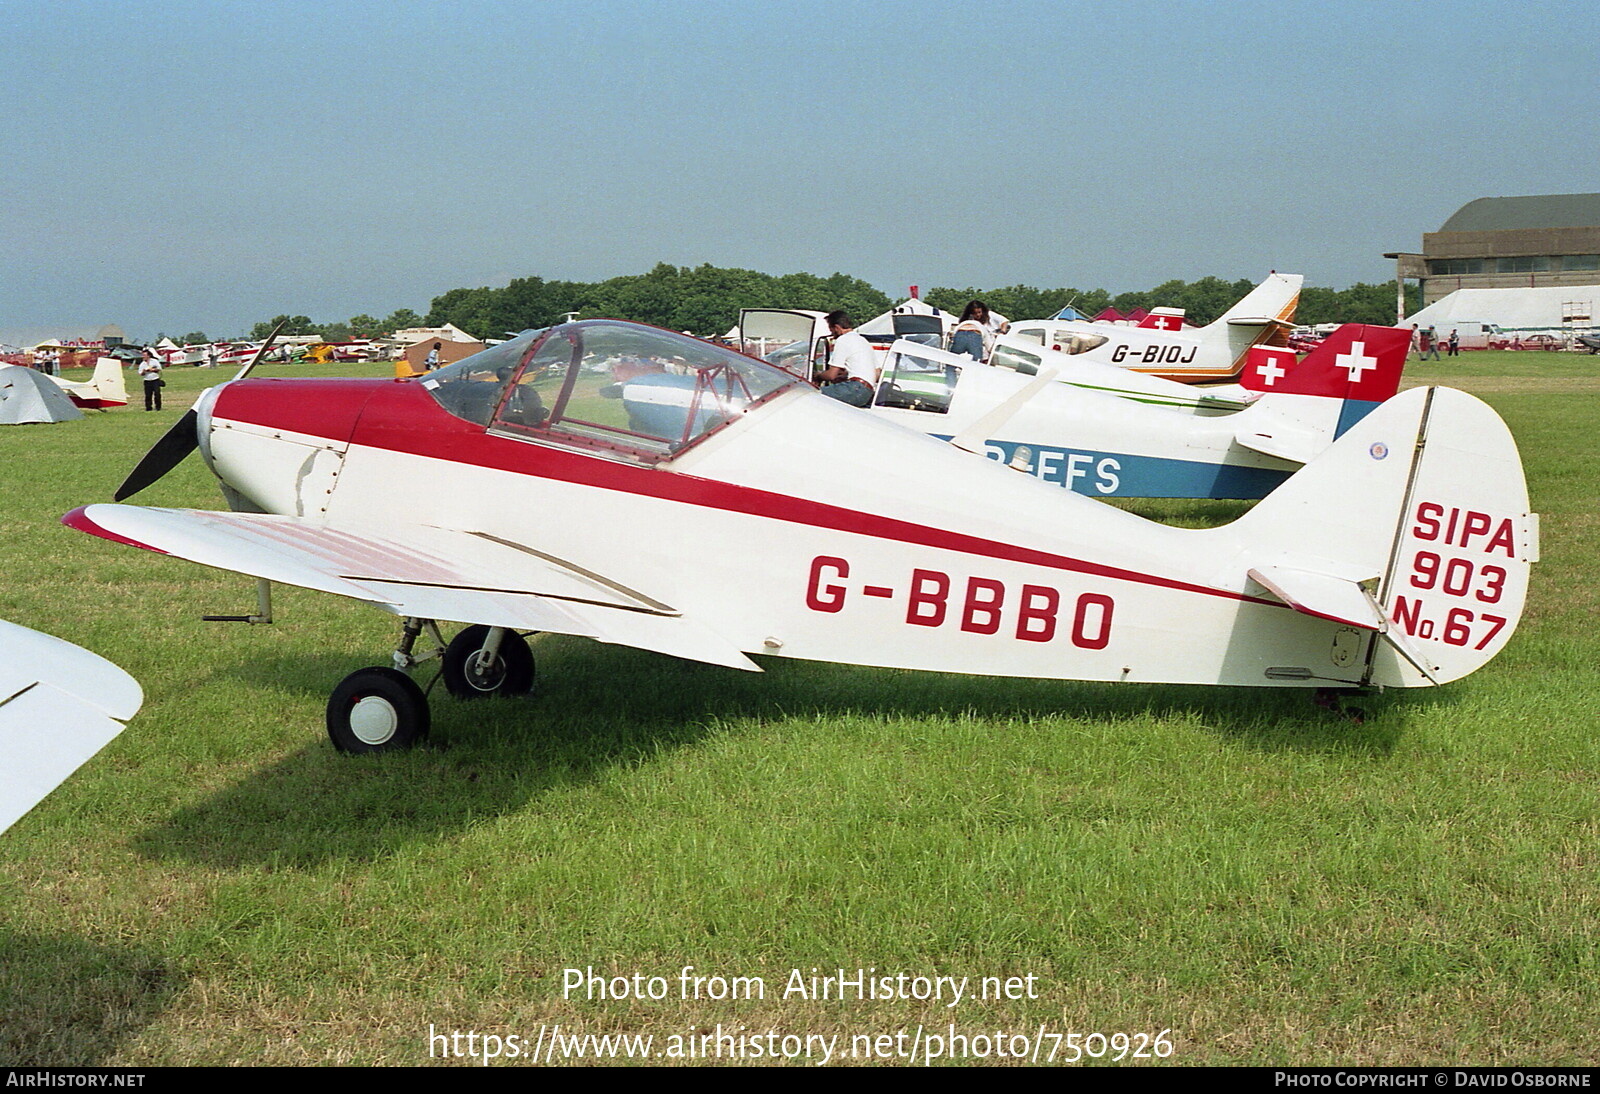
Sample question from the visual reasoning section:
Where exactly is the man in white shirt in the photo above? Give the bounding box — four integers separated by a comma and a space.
817, 311, 877, 407
137, 349, 163, 411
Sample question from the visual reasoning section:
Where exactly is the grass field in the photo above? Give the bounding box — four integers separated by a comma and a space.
1, 352, 1595, 1066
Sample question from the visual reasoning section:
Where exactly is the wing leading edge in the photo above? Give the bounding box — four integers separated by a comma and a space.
62, 505, 759, 672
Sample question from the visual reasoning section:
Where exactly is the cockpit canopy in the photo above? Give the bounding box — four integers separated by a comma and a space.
421, 320, 805, 463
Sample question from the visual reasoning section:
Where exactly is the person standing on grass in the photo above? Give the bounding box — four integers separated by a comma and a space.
1448, 329, 1460, 356
138, 348, 164, 411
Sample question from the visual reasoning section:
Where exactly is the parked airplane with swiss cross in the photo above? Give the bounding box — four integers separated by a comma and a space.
67, 320, 1535, 754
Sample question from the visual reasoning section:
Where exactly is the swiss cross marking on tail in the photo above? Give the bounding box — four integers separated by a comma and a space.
1336, 341, 1378, 382
1255, 357, 1285, 386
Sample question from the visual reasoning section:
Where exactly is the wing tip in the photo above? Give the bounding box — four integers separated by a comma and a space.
61, 505, 170, 555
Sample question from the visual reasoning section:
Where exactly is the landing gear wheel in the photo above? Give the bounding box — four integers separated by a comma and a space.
441, 625, 535, 700
327, 667, 430, 753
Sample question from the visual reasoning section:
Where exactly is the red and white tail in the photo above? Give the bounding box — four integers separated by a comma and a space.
1229, 386, 1536, 688
1240, 324, 1409, 402
1137, 308, 1185, 331
1231, 325, 1411, 465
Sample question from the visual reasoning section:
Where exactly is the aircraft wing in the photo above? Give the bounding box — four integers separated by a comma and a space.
63, 505, 759, 671
0, 619, 143, 835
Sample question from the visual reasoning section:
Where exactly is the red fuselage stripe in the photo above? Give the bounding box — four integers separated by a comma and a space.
215, 380, 1281, 608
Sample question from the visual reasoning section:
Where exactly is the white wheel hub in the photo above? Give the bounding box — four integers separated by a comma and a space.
349, 695, 399, 745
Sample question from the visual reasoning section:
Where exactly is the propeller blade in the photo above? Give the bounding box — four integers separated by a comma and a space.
233, 319, 287, 381
114, 409, 200, 501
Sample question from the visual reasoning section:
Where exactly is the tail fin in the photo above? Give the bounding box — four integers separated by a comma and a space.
1228, 386, 1536, 687
1208, 272, 1304, 371
1231, 324, 1410, 464
1215, 271, 1304, 327
1137, 307, 1185, 331
1240, 324, 1408, 404
88, 356, 129, 404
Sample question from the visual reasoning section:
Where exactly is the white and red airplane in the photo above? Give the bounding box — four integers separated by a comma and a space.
49, 356, 129, 409
866, 324, 1411, 498
1004, 272, 1304, 383
65, 320, 1536, 753
0, 618, 142, 834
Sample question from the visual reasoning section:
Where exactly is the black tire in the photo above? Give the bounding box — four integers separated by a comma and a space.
326, 667, 430, 753
441, 626, 536, 700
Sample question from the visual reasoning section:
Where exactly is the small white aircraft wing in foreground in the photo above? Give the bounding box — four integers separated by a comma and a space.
0, 619, 143, 834
68, 321, 1535, 753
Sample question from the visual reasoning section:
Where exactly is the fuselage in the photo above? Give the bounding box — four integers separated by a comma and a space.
868, 343, 1294, 499
193, 368, 1363, 689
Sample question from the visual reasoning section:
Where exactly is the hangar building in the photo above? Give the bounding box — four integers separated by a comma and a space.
1389, 193, 1600, 308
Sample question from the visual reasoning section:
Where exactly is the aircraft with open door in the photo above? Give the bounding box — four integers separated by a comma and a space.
67, 320, 1537, 754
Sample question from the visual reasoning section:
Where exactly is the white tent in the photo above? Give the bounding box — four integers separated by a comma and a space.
0, 365, 84, 424
1407, 285, 1600, 333
857, 298, 966, 336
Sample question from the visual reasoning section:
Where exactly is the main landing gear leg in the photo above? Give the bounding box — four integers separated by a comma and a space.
325, 617, 445, 753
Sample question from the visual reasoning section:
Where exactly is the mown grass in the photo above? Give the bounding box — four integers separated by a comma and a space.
0, 353, 1595, 1066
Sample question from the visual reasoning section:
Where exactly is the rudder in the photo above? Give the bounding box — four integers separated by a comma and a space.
1228, 386, 1536, 687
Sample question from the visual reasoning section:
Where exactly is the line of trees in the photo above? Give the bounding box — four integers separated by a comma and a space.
421, 264, 1417, 335
232, 264, 1420, 343
246, 309, 425, 342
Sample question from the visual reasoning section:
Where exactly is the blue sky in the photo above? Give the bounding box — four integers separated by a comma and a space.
2, 0, 1593, 341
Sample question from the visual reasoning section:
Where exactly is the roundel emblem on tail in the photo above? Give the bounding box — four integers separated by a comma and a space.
1369, 442, 1389, 460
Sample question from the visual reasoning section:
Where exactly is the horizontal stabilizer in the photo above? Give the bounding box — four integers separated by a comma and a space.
1247, 565, 1383, 630
1232, 387, 1534, 688
1234, 406, 1323, 464
1226, 316, 1296, 328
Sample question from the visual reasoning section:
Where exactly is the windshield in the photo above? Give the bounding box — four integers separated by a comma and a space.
420, 330, 547, 425
431, 320, 804, 463
874, 343, 959, 413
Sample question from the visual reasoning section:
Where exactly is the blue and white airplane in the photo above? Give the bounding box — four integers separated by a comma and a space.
862, 324, 1411, 499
